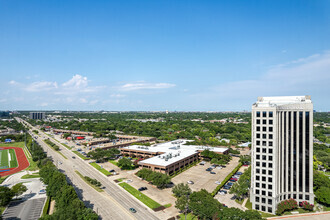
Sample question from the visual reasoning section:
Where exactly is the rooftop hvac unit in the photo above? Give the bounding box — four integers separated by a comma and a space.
165, 158, 168, 161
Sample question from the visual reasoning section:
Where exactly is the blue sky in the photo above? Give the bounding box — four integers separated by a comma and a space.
0, 0, 329, 111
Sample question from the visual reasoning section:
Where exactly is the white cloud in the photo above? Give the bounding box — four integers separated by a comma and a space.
120, 82, 176, 91
25, 81, 58, 92
62, 74, 88, 89
9, 80, 18, 85
201, 51, 330, 103
110, 94, 126, 98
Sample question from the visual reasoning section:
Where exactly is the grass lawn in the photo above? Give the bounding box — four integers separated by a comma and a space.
282, 208, 313, 215
42, 196, 51, 216
109, 160, 118, 166
21, 173, 40, 179
260, 211, 276, 218
235, 199, 244, 205
0, 149, 18, 168
75, 170, 104, 192
119, 182, 162, 209
73, 151, 88, 160
0, 176, 8, 184
179, 213, 197, 220
62, 143, 72, 150
0, 206, 6, 215
245, 198, 252, 210
164, 203, 172, 208
90, 162, 111, 176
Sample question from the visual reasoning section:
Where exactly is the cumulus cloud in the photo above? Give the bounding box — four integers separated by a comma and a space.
25, 81, 58, 92
62, 74, 88, 89
120, 82, 176, 91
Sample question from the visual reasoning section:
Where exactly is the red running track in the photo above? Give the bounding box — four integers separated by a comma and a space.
0, 146, 30, 177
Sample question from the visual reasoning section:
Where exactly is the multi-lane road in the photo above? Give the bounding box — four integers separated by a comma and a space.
17, 118, 159, 220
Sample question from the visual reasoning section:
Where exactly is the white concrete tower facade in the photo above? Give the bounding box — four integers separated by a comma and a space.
250, 96, 314, 214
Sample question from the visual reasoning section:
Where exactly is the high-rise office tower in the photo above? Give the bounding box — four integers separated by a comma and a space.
250, 96, 314, 214
29, 112, 45, 120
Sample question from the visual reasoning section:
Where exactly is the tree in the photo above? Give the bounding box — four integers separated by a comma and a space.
175, 195, 189, 213
118, 158, 133, 170
188, 189, 222, 219
172, 183, 191, 198
315, 187, 330, 205
0, 186, 14, 206
11, 183, 27, 198
239, 155, 251, 164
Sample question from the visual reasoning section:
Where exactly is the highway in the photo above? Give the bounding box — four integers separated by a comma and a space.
17, 118, 159, 220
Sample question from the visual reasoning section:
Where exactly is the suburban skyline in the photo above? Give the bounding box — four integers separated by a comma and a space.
1, 0, 329, 111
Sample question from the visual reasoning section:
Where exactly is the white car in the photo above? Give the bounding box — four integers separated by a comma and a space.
187, 180, 194, 184
125, 179, 133, 183
215, 181, 221, 185
216, 166, 222, 169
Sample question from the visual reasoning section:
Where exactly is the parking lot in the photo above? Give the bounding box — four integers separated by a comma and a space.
214, 165, 249, 210
172, 157, 240, 193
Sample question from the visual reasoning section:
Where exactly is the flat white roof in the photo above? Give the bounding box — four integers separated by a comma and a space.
254, 96, 312, 107
122, 139, 228, 167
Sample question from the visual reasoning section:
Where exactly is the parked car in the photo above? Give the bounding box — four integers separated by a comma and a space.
125, 179, 133, 183
39, 189, 46, 194
216, 166, 222, 169
222, 204, 228, 208
230, 178, 238, 182
129, 208, 137, 213
227, 182, 234, 186
215, 181, 221, 185
223, 185, 231, 190
138, 187, 147, 191
72, 156, 76, 159
218, 190, 227, 195
206, 168, 212, 171
210, 171, 216, 174
187, 180, 194, 184
236, 172, 243, 175
210, 165, 216, 169
199, 161, 206, 165
222, 165, 227, 168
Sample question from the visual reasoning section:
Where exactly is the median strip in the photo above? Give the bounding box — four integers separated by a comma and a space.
73, 151, 88, 160
90, 162, 111, 176
75, 170, 104, 192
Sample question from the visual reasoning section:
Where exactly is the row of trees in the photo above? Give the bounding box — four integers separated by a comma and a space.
39, 161, 98, 219
136, 168, 171, 189
229, 166, 251, 201
201, 149, 232, 163
87, 148, 120, 162
314, 171, 330, 206
44, 139, 60, 151
172, 184, 262, 220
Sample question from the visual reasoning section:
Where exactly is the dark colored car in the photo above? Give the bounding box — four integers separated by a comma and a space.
129, 208, 137, 213
109, 169, 115, 172
223, 185, 231, 190
210, 171, 216, 174
138, 187, 147, 191
72, 156, 76, 159
227, 182, 234, 186
236, 172, 243, 175
206, 168, 212, 171
219, 190, 227, 194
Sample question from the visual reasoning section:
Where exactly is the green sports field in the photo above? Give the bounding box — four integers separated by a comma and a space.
0, 149, 18, 169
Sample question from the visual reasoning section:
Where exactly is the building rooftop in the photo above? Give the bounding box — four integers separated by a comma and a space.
254, 96, 312, 108
122, 139, 228, 167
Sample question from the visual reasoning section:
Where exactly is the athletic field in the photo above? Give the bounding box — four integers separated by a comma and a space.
0, 148, 18, 169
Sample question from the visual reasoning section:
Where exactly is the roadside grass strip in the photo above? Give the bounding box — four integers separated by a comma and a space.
75, 170, 104, 192
44, 139, 67, 159
21, 173, 40, 179
90, 162, 111, 176
118, 182, 162, 209
62, 143, 72, 150
73, 151, 88, 160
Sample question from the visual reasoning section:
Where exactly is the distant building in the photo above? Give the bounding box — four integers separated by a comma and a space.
29, 112, 45, 120
250, 96, 314, 214
0, 111, 10, 118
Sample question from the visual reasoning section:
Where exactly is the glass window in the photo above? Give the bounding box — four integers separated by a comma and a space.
268, 185, 272, 189
269, 141, 273, 146
256, 169, 260, 174
257, 126, 260, 131
263, 119, 267, 124
269, 127, 273, 132
299, 194, 303, 199
256, 176, 260, 180
256, 162, 260, 166
262, 198, 266, 203
262, 141, 267, 146
268, 207, 272, 213
262, 170, 266, 174
305, 195, 309, 200
263, 127, 267, 131
257, 119, 260, 124
269, 120, 273, 125
269, 149, 273, 154
269, 134, 273, 139
256, 112, 260, 117
263, 111, 267, 117
269, 112, 273, 117
268, 192, 272, 197
256, 147, 260, 152
256, 183, 260, 187
257, 133, 260, 138
256, 189, 260, 194
268, 170, 273, 175
256, 141, 260, 146
269, 163, 273, 168
256, 204, 260, 210
262, 206, 265, 211
256, 155, 260, 159
262, 176, 266, 181
269, 156, 273, 161
256, 197, 260, 202
293, 194, 296, 199
268, 177, 272, 182
262, 148, 267, 153
263, 134, 267, 139
262, 162, 266, 167
262, 191, 266, 195
262, 155, 266, 160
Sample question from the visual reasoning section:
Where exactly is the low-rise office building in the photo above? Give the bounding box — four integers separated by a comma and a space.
121, 140, 228, 174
